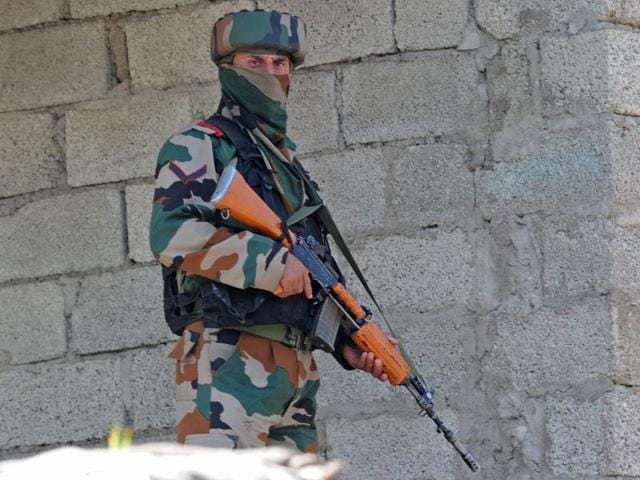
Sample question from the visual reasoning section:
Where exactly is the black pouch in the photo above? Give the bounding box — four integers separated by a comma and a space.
199, 282, 267, 327
162, 266, 200, 335
200, 281, 311, 330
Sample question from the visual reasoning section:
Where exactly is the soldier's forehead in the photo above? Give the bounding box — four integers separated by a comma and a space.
236, 49, 292, 60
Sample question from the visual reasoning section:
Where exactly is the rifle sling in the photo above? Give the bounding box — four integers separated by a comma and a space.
285, 204, 322, 227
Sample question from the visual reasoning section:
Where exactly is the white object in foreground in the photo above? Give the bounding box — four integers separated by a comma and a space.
0, 443, 342, 480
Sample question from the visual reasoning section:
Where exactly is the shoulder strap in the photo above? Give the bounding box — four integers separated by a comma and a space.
203, 114, 263, 169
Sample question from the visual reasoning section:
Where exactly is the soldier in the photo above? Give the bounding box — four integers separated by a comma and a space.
149, 9, 392, 453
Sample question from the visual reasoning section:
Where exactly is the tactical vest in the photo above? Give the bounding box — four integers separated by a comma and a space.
162, 115, 340, 336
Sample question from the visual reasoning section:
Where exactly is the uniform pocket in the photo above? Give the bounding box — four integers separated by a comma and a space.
169, 321, 206, 391
170, 324, 242, 388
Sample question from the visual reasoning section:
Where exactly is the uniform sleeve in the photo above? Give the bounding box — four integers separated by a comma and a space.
149, 129, 288, 292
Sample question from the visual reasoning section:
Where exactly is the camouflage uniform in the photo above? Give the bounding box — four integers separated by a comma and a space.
149, 10, 328, 453
170, 322, 320, 452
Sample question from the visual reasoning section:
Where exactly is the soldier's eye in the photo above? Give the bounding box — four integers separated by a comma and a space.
274, 60, 290, 72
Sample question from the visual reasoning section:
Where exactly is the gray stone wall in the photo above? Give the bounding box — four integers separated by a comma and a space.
1, 1, 639, 478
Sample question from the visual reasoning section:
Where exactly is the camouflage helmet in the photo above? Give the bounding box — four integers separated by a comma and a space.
211, 9, 307, 67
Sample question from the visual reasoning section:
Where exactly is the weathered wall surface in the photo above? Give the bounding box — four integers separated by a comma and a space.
1, 0, 639, 478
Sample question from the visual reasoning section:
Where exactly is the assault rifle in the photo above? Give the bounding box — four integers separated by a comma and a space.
211, 163, 480, 472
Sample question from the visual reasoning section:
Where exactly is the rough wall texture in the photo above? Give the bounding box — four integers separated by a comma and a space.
0, 0, 639, 478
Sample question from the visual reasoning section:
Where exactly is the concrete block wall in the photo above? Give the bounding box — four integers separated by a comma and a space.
0, 1, 639, 479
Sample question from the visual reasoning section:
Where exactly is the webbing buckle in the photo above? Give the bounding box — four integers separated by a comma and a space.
284, 328, 312, 351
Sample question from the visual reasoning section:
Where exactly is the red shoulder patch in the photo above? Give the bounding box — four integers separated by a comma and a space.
196, 121, 225, 138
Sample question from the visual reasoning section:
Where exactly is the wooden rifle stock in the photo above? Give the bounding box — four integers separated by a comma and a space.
211, 163, 292, 249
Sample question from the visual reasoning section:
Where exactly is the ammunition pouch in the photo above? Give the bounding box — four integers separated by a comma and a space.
199, 281, 312, 329
162, 266, 201, 335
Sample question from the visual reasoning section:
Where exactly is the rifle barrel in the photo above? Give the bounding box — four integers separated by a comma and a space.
405, 376, 480, 472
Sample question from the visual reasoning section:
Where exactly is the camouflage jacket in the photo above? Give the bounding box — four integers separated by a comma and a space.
149, 118, 291, 314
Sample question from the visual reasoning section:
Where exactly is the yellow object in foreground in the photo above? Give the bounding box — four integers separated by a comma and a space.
107, 423, 134, 448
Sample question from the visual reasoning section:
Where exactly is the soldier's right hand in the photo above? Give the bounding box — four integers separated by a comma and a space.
273, 254, 313, 299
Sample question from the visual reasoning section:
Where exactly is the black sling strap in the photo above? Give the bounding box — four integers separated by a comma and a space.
205, 115, 262, 165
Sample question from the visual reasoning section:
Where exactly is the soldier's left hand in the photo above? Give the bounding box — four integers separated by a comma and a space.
342, 336, 399, 383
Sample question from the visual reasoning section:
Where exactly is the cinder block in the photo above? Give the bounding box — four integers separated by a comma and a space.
288, 70, 339, 155
0, 22, 109, 112
257, 0, 394, 67
606, 386, 640, 476
393, 309, 471, 391
492, 218, 640, 306
70, 0, 198, 17
71, 266, 171, 355
190, 84, 222, 120
482, 298, 614, 393
612, 301, 640, 386
66, 94, 193, 187
0, 189, 125, 282
478, 116, 640, 213
0, 359, 124, 448
541, 30, 640, 115
487, 42, 531, 124
125, 1, 253, 91
546, 396, 606, 476
126, 183, 156, 263
0, 113, 58, 198
610, 116, 640, 208
342, 54, 486, 144
326, 410, 458, 480
476, 0, 607, 39
349, 232, 475, 313
492, 214, 637, 308
477, 120, 610, 217
612, 225, 640, 294
387, 144, 474, 229
0, 282, 66, 365
129, 344, 176, 431
394, 0, 468, 51
536, 216, 613, 298
0, 0, 64, 31
302, 147, 385, 235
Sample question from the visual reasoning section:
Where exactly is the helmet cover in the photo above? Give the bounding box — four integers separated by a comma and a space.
211, 9, 307, 67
